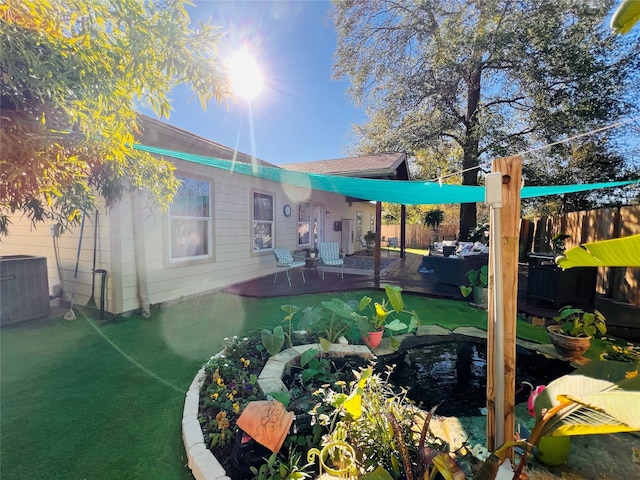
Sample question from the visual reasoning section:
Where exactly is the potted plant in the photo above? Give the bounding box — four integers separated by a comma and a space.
321, 284, 419, 348
363, 230, 376, 255
363, 230, 376, 245
547, 305, 607, 359
424, 208, 444, 244
459, 265, 489, 308
551, 232, 571, 253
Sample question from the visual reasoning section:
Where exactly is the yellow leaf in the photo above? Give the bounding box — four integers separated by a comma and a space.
343, 392, 362, 419
625, 370, 638, 379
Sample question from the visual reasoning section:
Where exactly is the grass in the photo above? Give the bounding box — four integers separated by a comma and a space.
0, 289, 558, 479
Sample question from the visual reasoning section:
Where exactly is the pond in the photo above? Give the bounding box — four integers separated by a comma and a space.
387, 341, 575, 417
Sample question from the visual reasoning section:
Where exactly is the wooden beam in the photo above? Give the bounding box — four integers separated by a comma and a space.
400, 204, 406, 258
486, 156, 522, 453
374, 202, 382, 288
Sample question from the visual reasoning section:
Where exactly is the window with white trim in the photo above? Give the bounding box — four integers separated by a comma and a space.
297, 202, 311, 246
253, 192, 274, 251
169, 176, 211, 261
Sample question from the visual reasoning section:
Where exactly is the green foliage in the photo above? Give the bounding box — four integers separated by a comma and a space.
423, 208, 445, 229
0, 0, 231, 236
250, 449, 312, 480
364, 230, 376, 242
298, 348, 333, 385
306, 302, 356, 348
261, 326, 286, 356
322, 285, 419, 336
601, 341, 640, 363
551, 232, 571, 253
554, 306, 607, 338
460, 265, 489, 297
200, 335, 264, 449
333, 0, 639, 235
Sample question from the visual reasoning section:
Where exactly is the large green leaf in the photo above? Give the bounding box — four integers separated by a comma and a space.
261, 326, 285, 356
384, 284, 404, 312
534, 360, 640, 438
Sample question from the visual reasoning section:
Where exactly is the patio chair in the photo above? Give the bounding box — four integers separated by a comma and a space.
318, 242, 344, 279
273, 248, 306, 286
386, 237, 398, 256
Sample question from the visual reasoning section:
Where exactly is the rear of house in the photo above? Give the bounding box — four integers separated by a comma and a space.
1, 116, 387, 317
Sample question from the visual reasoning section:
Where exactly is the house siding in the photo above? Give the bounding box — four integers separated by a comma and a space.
2, 117, 380, 316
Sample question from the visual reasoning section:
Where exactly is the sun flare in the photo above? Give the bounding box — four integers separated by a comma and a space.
228, 51, 263, 101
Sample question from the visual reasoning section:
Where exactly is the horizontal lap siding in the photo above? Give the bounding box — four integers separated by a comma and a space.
3, 202, 113, 311
139, 166, 288, 311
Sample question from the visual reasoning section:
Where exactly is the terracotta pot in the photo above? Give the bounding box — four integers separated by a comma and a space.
363, 330, 384, 349
547, 325, 591, 359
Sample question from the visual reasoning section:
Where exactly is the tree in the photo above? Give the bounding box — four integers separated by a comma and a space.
331, 0, 639, 239
0, 0, 231, 236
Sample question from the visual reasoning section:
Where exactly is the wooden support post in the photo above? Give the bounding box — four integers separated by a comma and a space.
400, 204, 407, 258
486, 156, 522, 453
374, 201, 382, 288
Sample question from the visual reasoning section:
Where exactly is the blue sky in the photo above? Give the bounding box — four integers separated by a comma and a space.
155, 0, 365, 166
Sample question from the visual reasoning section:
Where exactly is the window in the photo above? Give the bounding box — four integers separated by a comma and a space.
253, 192, 273, 251
297, 202, 311, 246
169, 176, 211, 261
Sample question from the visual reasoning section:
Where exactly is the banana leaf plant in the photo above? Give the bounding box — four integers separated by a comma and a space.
511, 359, 640, 478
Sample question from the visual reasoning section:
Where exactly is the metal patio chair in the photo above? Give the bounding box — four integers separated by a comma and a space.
318, 242, 344, 279
273, 248, 306, 286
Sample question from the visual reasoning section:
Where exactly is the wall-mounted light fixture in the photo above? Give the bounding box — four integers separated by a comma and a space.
325, 211, 331, 218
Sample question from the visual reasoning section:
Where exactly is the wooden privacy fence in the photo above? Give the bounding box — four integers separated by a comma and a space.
381, 224, 458, 247
521, 205, 640, 306
383, 205, 639, 305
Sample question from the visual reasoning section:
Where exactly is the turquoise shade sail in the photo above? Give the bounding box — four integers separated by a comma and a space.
133, 143, 639, 206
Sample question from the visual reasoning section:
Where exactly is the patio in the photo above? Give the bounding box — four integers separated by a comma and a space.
223, 251, 640, 341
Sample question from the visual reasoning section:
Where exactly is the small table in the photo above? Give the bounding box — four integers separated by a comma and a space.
305, 257, 321, 276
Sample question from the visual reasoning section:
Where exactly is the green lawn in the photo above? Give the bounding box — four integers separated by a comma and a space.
1, 289, 552, 479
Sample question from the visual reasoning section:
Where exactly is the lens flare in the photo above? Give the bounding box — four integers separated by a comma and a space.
228, 50, 263, 100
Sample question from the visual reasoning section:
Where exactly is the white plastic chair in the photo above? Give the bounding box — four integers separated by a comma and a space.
273, 248, 306, 286
318, 242, 344, 279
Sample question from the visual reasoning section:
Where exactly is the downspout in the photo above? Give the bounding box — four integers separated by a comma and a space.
131, 190, 151, 317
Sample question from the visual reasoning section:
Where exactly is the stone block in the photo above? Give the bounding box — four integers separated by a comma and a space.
271, 348, 300, 365
416, 324, 452, 337
292, 343, 320, 354
258, 377, 287, 395
187, 442, 207, 469
183, 390, 200, 417
182, 417, 205, 449
258, 359, 287, 380
452, 326, 487, 339
327, 344, 374, 359
190, 448, 227, 480
189, 367, 207, 391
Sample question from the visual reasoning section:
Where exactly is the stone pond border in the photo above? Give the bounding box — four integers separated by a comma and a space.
182, 326, 581, 480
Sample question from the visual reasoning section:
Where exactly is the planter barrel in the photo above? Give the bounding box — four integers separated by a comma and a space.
547, 325, 591, 359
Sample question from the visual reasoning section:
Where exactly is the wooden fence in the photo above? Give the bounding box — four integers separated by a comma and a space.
521, 205, 640, 306
383, 205, 639, 305
380, 224, 458, 248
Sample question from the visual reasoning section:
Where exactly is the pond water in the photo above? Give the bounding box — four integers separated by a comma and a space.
387, 341, 575, 417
